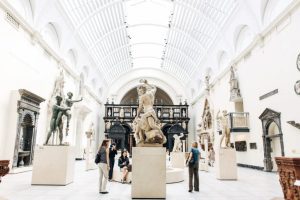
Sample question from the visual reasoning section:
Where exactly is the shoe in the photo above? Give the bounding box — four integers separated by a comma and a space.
188, 190, 192, 192
100, 191, 109, 194
195, 189, 199, 192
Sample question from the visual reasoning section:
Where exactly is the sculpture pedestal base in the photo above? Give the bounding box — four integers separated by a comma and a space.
132, 147, 166, 199
31, 145, 75, 185
170, 152, 185, 169
216, 148, 237, 180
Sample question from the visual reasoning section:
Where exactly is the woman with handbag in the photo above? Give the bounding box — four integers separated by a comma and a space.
97, 139, 110, 194
187, 141, 200, 192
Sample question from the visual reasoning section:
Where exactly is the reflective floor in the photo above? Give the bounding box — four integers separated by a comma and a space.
0, 161, 283, 200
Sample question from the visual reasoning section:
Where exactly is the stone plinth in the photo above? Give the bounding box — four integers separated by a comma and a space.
31, 145, 75, 185
132, 147, 166, 199
170, 152, 185, 169
216, 148, 237, 180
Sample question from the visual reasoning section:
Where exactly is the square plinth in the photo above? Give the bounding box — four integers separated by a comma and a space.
31, 145, 75, 185
216, 148, 237, 180
132, 147, 166, 199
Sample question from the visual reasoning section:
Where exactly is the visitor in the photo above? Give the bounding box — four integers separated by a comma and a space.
118, 149, 130, 184
208, 147, 215, 167
108, 143, 117, 181
187, 141, 200, 192
97, 139, 110, 194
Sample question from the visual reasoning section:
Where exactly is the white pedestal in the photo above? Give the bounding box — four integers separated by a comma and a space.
216, 148, 237, 180
170, 152, 185, 169
132, 147, 166, 199
31, 145, 75, 185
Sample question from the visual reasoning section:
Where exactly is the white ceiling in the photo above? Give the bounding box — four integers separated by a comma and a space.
59, 0, 237, 85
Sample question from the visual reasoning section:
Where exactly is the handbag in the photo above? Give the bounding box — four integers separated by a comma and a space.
95, 153, 101, 164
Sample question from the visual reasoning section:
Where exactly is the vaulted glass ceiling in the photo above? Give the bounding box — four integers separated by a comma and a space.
60, 0, 237, 85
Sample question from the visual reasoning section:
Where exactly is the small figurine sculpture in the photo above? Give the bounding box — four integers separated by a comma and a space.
105, 120, 111, 131
119, 107, 124, 118
132, 109, 136, 117
169, 109, 173, 118
108, 108, 112, 117
45, 96, 70, 145
172, 133, 184, 152
157, 109, 161, 117
182, 109, 186, 117
133, 79, 166, 145
218, 110, 231, 148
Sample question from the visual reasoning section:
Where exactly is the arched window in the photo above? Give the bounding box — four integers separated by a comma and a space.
263, 0, 293, 25
67, 49, 77, 68
9, 0, 33, 22
234, 25, 252, 53
41, 23, 60, 50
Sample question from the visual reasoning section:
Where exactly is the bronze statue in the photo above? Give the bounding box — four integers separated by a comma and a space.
56, 92, 83, 136
45, 96, 70, 145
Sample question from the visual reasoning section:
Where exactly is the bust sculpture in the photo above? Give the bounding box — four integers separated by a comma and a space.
133, 79, 167, 145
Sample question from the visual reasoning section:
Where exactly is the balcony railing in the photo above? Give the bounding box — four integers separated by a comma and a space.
228, 112, 250, 132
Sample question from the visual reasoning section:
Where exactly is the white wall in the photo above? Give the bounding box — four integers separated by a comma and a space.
191, 4, 300, 168
0, 6, 103, 166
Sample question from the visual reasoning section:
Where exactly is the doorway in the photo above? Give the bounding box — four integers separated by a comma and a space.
259, 108, 285, 172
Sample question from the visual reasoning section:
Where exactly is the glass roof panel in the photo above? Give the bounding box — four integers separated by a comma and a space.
60, 0, 238, 85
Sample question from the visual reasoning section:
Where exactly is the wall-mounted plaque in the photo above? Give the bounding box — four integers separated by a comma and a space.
294, 80, 300, 95
296, 53, 300, 71
235, 141, 247, 152
250, 142, 257, 149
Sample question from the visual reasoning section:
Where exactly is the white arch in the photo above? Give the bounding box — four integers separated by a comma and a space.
233, 25, 253, 53
107, 68, 187, 103
41, 22, 61, 50
262, 0, 293, 25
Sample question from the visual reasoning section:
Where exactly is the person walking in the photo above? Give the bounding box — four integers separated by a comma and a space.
108, 143, 117, 181
187, 141, 200, 192
97, 139, 110, 194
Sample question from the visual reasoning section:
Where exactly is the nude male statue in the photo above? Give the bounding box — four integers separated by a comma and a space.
45, 96, 70, 145
218, 110, 231, 148
56, 92, 83, 136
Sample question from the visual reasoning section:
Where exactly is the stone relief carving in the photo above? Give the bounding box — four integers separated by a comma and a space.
197, 98, 214, 145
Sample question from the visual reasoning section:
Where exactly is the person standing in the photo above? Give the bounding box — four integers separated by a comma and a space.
208, 147, 215, 167
187, 141, 200, 192
118, 150, 130, 184
108, 143, 117, 181
98, 139, 110, 194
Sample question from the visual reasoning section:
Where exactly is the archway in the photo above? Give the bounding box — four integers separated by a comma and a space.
259, 108, 285, 172
120, 87, 173, 105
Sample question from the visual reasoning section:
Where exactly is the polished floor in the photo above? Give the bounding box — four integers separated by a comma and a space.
0, 161, 283, 200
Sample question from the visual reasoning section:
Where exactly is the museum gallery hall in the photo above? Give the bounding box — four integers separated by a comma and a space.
1, 0, 300, 199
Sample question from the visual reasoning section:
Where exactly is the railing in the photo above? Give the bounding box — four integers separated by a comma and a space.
228, 112, 250, 132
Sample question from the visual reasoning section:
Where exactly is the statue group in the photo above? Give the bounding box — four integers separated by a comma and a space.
45, 92, 83, 145
133, 79, 167, 145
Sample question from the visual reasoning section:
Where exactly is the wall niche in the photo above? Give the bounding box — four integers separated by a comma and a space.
12, 89, 44, 168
